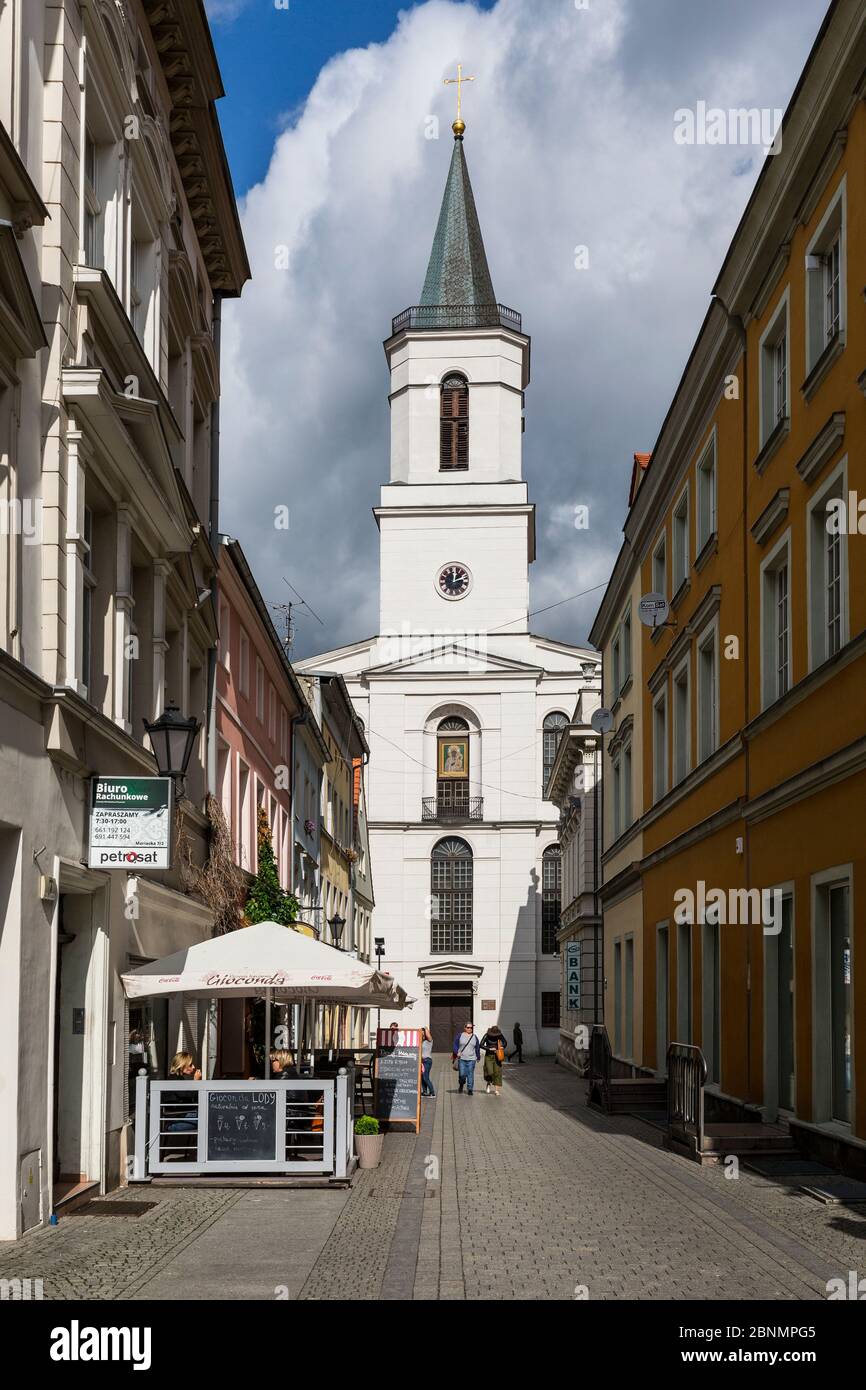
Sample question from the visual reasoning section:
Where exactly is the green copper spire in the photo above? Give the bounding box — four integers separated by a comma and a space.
419, 133, 497, 308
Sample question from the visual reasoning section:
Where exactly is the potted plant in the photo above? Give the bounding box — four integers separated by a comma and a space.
354, 1115, 384, 1170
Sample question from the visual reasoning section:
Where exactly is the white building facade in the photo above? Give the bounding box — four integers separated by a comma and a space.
0, 0, 247, 1239
301, 122, 599, 1054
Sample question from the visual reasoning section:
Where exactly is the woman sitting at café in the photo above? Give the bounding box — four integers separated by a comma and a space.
162, 1052, 201, 1161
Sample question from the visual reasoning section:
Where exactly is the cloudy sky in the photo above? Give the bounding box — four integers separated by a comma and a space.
207, 0, 828, 659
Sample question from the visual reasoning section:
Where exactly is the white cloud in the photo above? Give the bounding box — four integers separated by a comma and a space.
219, 0, 826, 657
204, 0, 252, 24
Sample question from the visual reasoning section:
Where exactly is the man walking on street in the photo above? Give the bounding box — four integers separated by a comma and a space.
453, 1021, 480, 1095
507, 1021, 524, 1064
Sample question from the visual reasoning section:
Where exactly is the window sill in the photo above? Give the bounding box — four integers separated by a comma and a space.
753, 415, 790, 475
802, 329, 845, 402
694, 532, 718, 574
670, 577, 691, 611
619, 673, 633, 701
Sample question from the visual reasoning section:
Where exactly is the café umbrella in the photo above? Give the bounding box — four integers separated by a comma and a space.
122, 920, 409, 1005
121, 920, 410, 1076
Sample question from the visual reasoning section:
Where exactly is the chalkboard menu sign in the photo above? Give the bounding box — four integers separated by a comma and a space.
207, 1090, 278, 1162
374, 1028, 422, 1131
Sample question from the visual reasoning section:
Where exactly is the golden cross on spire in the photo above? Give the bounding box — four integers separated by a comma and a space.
444, 63, 476, 136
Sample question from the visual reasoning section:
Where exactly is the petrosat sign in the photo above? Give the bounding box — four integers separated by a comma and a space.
88, 777, 172, 870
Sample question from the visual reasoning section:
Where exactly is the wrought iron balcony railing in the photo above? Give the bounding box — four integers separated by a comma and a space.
391, 303, 522, 335
422, 796, 483, 823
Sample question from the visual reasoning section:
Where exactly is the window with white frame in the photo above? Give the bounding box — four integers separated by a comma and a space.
621, 605, 632, 685
129, 212, 158, 365
83, 132, 105, 270
239, 628, 250, 695
672, 657, 690, 786
255, 658, 265, 722
653, 686, 668, 802
219, 599, 230, 669
269, 684, 277, 741
82, 505, 96, 699
612, 753, 622, 839
824, 234, 841, 342
623, 740, 632, 829
280, 706, 288, 759
697, 625, 718, 762
612, 633, 621, 697
696, 434, 717, 552
652, 532, 667, 598
759, 292, 789, 446
760, 534, 791, 707
808, 461, 847, 669
805, 179, 846, 374
672, 486, 689, 592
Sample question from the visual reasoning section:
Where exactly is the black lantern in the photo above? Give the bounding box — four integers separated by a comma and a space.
328, 913, 346, 949
143, 703, 200, 786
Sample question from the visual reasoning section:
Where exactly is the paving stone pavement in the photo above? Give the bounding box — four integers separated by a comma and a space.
2, 1059, 864, 1301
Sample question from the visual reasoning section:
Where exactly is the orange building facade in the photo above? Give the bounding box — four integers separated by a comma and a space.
592, 0, 866, 1162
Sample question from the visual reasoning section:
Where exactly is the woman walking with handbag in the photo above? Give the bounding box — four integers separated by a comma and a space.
452, 1021, 480, 1095
480, 1025, 508, 1096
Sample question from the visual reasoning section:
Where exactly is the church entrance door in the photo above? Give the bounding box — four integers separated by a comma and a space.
430, 991, 473, 1052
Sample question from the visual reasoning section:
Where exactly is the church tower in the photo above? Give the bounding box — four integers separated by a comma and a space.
379, 120, 533, 638
300, 109, 599, 1059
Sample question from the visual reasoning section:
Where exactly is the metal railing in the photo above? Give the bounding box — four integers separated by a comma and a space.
422, 796, 483, 822
666, 1043, 707, 1154
391, 303, 522, 335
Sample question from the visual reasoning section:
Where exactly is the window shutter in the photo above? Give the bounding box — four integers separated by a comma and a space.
440, 377, 469, 471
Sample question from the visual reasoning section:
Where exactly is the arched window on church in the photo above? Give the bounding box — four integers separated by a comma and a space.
542, 844, 562, 955
437, 716, 470, 818
431, 837, 473, 954
542, 712, 569, 794
440, 373, 468, 471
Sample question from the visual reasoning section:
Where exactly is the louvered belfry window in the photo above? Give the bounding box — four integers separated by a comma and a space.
440, 374, 469, 471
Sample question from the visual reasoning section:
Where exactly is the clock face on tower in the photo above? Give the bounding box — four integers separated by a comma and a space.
436, 562, 472, 601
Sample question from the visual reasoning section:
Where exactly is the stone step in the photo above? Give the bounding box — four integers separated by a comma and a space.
700, 1123, 799, 1156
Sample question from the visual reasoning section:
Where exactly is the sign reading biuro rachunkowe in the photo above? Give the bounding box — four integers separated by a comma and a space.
88, 776, 172, 869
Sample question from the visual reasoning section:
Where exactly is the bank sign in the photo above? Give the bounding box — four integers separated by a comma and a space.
88, 777, 172, 869
566, 940, 581, 1012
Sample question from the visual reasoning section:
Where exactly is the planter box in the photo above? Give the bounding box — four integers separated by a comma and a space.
354, 1132, 384, 1170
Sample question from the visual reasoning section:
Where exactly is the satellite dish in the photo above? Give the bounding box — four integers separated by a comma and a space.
638, 592, 670, 628
590, 708, 613, 735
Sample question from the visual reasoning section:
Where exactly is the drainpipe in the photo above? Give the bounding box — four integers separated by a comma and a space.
594, 737, 601, 1026
714, 293, 751, 1098
206, 293, 223, 802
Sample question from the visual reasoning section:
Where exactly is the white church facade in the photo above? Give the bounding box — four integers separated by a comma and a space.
300, 118, 599, 1055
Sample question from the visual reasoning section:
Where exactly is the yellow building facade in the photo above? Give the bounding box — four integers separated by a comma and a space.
593, 0, 866, 1160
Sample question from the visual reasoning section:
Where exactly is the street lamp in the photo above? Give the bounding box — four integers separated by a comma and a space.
143, 703, 201, 792
374, 937, 385, 1035
328, 913, 346, 950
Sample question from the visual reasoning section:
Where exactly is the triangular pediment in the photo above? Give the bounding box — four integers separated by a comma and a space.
418, 961, 484, 979
366, 642, 544, 677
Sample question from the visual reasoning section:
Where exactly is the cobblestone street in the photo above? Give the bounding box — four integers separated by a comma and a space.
2, 1059, 863, 1301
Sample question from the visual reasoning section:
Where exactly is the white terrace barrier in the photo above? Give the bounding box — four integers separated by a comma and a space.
131, 1071, 355, 1180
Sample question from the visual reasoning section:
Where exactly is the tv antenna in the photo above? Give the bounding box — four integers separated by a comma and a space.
270, 578, 324, 657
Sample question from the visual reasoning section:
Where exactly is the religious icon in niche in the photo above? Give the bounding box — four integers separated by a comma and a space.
438, 738, 468, 777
